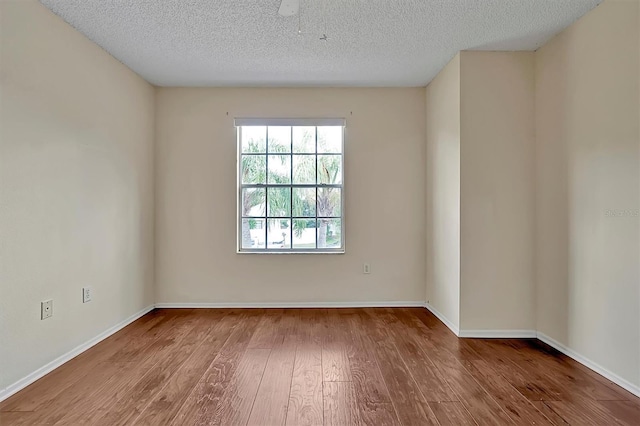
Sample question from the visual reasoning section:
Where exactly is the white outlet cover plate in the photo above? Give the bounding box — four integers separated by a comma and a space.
41, 300, 53, 320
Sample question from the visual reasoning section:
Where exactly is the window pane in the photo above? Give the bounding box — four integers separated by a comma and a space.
268, 126, 291, 153
267, 187, 291, 217
318, 126, 342, 153
292, 188, 316, 217
268, 155, 291, 184
292, 219, 317, 249
241, 188, 265, 216
241, 126, 266, 153
317, 219, 341, 249
293, 126, 316, 153
267, 219, 290, 249
241, 218, 265, 249
241, 155, 266, 184
318, 155, 342, 184
292, 155, 316, 184
317, 187, 341, 217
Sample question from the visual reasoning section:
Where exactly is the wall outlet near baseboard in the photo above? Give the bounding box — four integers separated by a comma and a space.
41, 300, 53, 320
82, 287, 92, 303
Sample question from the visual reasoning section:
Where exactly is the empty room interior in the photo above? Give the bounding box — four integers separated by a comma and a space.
1, 0, 639, 424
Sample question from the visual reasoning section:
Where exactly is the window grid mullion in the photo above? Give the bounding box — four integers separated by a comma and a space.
243, 216, 341, 220
241, 183, 341, 188
264, 126, 268, 247
315, 126, 318, 250
290, 126, 293, 249
238, 127, 242, 251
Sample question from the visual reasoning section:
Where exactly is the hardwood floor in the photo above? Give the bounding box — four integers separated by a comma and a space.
1, 308, 639, 425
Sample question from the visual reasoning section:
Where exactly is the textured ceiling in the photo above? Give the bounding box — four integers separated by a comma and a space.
40, 0, 601, 87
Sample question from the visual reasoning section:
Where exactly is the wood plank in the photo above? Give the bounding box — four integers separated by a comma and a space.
433, 362, 519, 425
343, 313, 400, 426
531, 401, 570, 425
464, 358, 554, 425
399, 308, 480, 360
322, 345, 351, 383
0, 411, 42, 426
544, 400, 627, 425
54, 311, 206, 425
392, 334, 458, 402
528, 339, 637, 400
212, 348, 271, 426
599, 400, 640, 426
298, 309, 326, 347
387, 309, 459, 403
133, 312, 238, 425
480, 338, 629, 411
513, 340, 632, 402
169, 310, 263, 425
247, 309, 284, 349
428, 401, 478, 426
323, 382, 361, 426
285, 344, 323, 426
54, 360, 158, 425
106, 309, 185, 362
75, 309, 171, 363
247, 344, 296, 426
393, 311, 515, 425
278, 308, 305, 345
54, 315, 196, 424
3, 361, 131, 425
322, 310, 351, 382
92, 312, 214, 425
464, 339, 564, 402
363, 309, 440, 425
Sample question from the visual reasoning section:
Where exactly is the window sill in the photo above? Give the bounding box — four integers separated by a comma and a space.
237, 250, 345, 255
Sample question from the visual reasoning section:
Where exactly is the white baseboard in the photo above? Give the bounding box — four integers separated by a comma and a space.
424, 302, 460, 336
154, 301, 426, 309
536, 332, 640, 398
458, 329, 537, 338
0, 304, 155, 403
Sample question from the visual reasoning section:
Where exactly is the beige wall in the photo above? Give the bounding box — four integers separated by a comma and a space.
155, 88, 426, 304
460, 51, 536, 331
535, 0, 640, 388
2, 0, 638, 399
0, 0, 155, 392
425, 54, 461, 330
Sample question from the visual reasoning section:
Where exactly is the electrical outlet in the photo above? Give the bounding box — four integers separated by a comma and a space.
82, 287, 92, 303
363, 263, 371, 274
41, 300, 53, 320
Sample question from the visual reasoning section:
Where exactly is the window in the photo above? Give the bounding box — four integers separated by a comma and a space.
236, 118, 345, 253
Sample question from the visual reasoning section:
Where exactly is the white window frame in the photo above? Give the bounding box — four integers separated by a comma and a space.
235, 118, 346, 254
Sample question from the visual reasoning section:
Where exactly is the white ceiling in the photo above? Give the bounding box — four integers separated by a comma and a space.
40, 0, 601, 87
